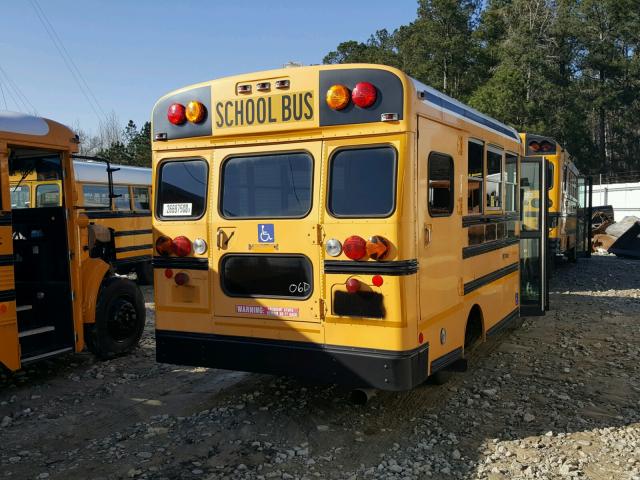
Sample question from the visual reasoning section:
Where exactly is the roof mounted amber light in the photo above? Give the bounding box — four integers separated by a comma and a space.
540, 140, 554, 152
326, 84, 350, 110
185, 101, 206, 123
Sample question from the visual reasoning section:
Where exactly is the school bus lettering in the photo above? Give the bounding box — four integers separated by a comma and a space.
215, 91, 313, 128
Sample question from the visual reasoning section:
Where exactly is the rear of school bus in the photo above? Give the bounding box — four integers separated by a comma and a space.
152, 65, 427, 390
520, 134, 578, 261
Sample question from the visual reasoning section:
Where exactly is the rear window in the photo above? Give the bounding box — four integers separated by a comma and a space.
221, 152, 313, 218
36, 184, 61, 207
328, 146, 396, 217
157, 159, 208, 219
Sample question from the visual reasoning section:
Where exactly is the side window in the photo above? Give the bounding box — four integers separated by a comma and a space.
36, 183, 61, 207
82, 184, 110, 207
505, 153, 518, 213
157, 159, 208, 220
133, 186, 150, 210
486, 147, 503, 209
428, 152, 454, 217
113, 186, 131, 210
467, 140, 483, 214
11, 185, 30, 209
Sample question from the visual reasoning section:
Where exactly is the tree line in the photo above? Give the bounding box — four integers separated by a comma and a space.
324, 0, 640, 177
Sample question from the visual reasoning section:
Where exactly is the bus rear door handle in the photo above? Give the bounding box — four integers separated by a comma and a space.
424, 224, 432, 246
217, 228, 234, 249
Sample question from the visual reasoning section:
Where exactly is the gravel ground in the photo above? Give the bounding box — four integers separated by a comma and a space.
0, 254, 639, 480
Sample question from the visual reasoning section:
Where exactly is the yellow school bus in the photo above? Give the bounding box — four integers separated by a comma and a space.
0, 111, 146, 372
151, 64, 547, 391
520, 134, 580, 262
10, 160, 153, 283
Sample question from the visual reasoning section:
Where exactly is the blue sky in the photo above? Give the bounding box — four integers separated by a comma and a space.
0, 1, 418, 135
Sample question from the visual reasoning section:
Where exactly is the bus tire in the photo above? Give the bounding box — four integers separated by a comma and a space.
136, 261, 154, 285
86, 277, 146, 360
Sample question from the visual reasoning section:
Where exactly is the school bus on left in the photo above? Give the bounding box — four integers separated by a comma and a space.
0, 111, 146, 372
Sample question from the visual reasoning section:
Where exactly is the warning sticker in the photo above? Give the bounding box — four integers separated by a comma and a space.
236, 305, 299, 318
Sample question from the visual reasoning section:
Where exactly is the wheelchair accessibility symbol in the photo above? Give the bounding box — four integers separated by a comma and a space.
258, 224, 275, 243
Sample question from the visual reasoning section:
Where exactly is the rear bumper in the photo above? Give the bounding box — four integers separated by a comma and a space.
156, 330, 429, 391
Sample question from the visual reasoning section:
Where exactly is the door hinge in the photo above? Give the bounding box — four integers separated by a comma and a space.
71, 291, 75, 301
68, 251, 74, 261
457, 135, 463, 155
312, 224, 324, 245
318, 298, 326, 321
458, 278, 464, 296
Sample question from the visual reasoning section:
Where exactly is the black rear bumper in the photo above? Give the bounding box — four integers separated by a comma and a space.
156, 330, 429, 391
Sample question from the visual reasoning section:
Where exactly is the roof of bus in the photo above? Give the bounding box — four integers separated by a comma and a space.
73, 160, 151, 186
0, 111, 78, 151
153, 63, 520, 144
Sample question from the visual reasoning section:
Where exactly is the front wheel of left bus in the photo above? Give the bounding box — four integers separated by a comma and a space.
85, 277, 146, 360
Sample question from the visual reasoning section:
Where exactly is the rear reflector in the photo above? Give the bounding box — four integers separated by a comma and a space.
346, 278, 361, 293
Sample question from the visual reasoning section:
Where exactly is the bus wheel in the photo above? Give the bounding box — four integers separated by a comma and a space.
136, 261, 154, 285
86, 277, 146, 359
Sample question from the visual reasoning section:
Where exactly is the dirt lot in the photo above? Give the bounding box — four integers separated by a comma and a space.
1, 254, 639, 480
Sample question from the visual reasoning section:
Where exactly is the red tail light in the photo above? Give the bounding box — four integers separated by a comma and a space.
343, 236, 367, 260
168, 103, 186, 125
156, 236, 174, 256
351, 82, 377, 108
174, 272, 190, 286
172, 236, 192, 257
372, 275, 384, 287
529, 141, 540, 152
346, 278, 361, 293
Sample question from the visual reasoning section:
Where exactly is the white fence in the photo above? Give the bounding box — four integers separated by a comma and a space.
592, 182, 640, 221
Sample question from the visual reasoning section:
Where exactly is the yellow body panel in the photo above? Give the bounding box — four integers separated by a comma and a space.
152, 64, 523, 389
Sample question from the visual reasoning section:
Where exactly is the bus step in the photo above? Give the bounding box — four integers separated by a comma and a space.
21, 347, 73, 364
19, 326, 55, 338
17, 305, 33, 312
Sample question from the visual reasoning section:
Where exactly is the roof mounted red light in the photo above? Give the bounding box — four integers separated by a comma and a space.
343, 236, 367, 260
540, 141, 554, 152
168, 103, 186, 125
529, 141, 540, 152
351, 82, 377, 108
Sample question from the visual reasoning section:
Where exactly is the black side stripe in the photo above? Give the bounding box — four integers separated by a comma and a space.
464, 263, 519, 295
462, 213, 519, 227
487, 308, 519, 336
324, 259, 418, 276
430, 347, 463, 374
0, 254, 14, 266
114, 229, 152, 237
115, 244, 153, 254
463, 237, 519, 259
0, 289, 16, 302
153, 256, 209, 271
86, 211, 151, 219
113, 255, 150, 266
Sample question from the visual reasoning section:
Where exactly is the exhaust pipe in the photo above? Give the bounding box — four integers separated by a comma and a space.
350, 388, 377, 405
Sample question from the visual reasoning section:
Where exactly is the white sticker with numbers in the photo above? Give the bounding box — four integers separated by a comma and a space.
162, 203, 192, 216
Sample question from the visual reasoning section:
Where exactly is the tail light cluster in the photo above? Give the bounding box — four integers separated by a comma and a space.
167, 100, 207, 125
327, 235, 390, 261
529, 140, 554, 153
155, 235, 207, 256
326, 81, 377, 110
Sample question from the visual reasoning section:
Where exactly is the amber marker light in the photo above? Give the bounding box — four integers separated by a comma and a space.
186, 101, 206, 123
326, 84, 350, 110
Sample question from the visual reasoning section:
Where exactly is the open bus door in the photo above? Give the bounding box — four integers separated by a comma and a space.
0, 142, 20, 370
577, 175, 593, 258
520, 156, 549, 316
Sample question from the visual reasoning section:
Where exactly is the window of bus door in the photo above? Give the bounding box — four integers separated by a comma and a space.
328, 146, 396, 218
221, 152, 312, 219
467, 140, 483, 215
156, 159, 208, 220
428, 152, 454, 217
11, 185, 30, 208
132, 186, 150, 210
36, 183, 61, 207
486, 147, 503, 209
505, 153, 519, 238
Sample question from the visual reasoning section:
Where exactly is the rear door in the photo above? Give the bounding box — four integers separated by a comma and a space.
520, 156, 549, 315
0, 143, 20, 371
211, 142, 324, 324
